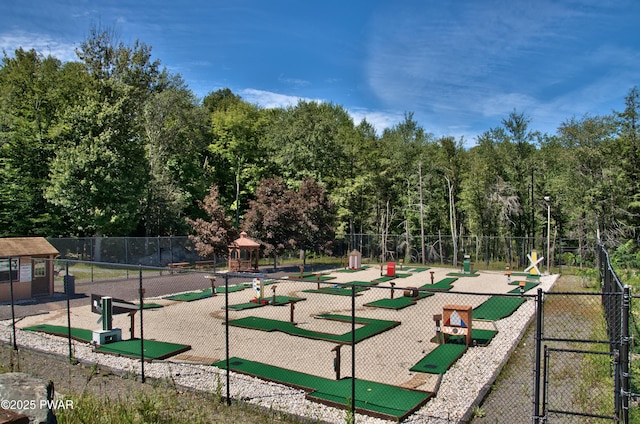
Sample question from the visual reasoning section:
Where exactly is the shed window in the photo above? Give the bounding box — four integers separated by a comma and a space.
34, 259, 46, 277
0, 259, 19, 282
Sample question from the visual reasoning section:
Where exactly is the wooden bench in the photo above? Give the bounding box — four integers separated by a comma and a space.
195, 260, 216, 269
167, 262, 190, 273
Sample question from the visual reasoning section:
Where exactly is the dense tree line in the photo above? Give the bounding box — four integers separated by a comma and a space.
1, 29, 639, 260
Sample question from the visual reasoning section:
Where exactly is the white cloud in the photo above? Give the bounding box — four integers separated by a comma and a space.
347, 107, 404, 135
239, 88, 321, 109
0, 31, 78, 63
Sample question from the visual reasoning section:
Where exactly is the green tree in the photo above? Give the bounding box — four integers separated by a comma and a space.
142, 81, 209, 236
45, 28, 158, 236
616, 86, 640, 235
0, 49, 68, 235
208, 97, 268, 229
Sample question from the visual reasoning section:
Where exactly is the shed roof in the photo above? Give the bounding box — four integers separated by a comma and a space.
0, 237, 59, 257
229, 231, 260, 248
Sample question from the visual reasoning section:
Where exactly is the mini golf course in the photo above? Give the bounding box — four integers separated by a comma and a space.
227, 314, 400, 344
23, 324, 191, 360
212, 357, 433, 422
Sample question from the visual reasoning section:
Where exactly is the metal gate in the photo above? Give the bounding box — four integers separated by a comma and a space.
532, 245, 632, 423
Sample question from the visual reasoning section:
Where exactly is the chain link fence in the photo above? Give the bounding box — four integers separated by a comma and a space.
46, 235, 597, 272
1, 247, 634, 423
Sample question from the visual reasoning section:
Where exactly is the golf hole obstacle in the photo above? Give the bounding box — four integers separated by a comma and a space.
439, 304, 473, 347
90, 294, 145, 344
91, 296, 122, 345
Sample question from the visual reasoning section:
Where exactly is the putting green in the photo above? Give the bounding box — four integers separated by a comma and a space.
213, 357, 432, 422
95, 338, 191, 360
374, 275, 396, 283
437, 328, 498, 346
421, 277, 458, 291
227, 314, 400, 344
24, 324, 93, 342
507, 281, 539, 293
409, 343, 468, 374
23, 324, 190, 360
394, 272, 412, 278
473, 296, 526, 320
447, 270, 480, 277
227, 296, 305, 310
364, 292, 434, 310
290, 274, 336, 281
406, 267, 430, 273
341, 280, 380, 287
165, 288, 213, 301
302, 286, 369, 296
215, 283, 251, 293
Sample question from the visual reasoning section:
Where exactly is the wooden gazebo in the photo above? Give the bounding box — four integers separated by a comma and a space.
228, 232, 260, 272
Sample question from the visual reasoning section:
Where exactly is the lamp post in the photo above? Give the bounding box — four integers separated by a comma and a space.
544, 196, 551, 275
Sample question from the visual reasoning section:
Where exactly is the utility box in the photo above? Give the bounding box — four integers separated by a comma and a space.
63, 274, 75, 295
463, 255, 471, 274
92, 328, 122, 345
386, 262, 396, 277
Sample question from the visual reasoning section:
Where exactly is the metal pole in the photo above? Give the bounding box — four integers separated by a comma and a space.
533, 288, 544, 423
225, 273, 231, 406
65, 261, 72, 362
351, 283, 356, 418
9, 257, 17, 350
139, 265, 145, 383
620, 285, 630, 423
546, 201, 551, 274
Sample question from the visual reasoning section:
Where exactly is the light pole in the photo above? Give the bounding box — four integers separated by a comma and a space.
544, 196, 551, 275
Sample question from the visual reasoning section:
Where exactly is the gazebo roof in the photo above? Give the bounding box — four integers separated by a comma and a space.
0, 237, 59, 257
229, 231, 260, 248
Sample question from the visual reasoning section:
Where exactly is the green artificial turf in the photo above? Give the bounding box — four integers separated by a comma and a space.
394, 272, 412, 278
23, 324, 190, 360
473, 296, 527, 320
406, 267, 430, 273
439, 328, 499, 346
409, 343, 468, 374
138, 303, 164, 309
23, 324, 93, 342
213, 357, 432, 421
227, 314, 400, 344
215, 283, 251, 293
510, 272, 540, 279
364, 292, 434, 310
446, 270, 480, 277
302, 286, 369, 296
95, 338, 191, 360
420, 277, 458, 291
507, 281, 539, 293
227, 296, 305, 310
372, 276, 395, 283
165, 288, 213, 301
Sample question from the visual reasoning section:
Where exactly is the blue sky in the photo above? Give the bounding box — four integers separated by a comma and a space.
1, 0, 639, 145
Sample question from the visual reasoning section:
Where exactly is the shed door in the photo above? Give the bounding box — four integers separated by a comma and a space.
31, 259, 50, 296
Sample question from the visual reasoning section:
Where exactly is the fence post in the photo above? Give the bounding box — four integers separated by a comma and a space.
139, 265, 145, 383
225, 273, 231, 406
65, 261, 73, 362
532, 288, 543, 423
9, 257, 17, 351
620, 285, 630, 423
351, 283, 356, 419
